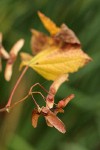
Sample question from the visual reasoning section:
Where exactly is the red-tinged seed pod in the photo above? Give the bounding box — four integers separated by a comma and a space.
49, 74, 69, 95
44, 109, 66, 133
57, 100, 65, 108
46, 94, 54, 109
57, 94, 75, 108
10, 39, 24, 56
0, 47, 10, 59
0, 33, 10, 59
46, 74, 69, 109
4, 63, 13, 81
4, 39, 24, 81
32, 108, 40, 128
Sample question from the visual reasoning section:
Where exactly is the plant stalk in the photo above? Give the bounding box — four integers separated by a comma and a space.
6, 65, 29, 107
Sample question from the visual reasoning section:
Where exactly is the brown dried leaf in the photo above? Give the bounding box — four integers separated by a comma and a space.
54, 24, 80, 46
31, 29, 54, 55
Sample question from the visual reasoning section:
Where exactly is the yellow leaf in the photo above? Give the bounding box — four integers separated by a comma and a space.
20, 12, 91, 81
38, 11, 60, 35
20, 46, 91, 81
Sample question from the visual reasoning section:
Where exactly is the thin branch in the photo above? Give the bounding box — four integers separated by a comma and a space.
0, 107, 7, 112
31, 91, 46, 102
29, 82, 49, 95
6, 65, 29, 107
0, 84, 47, 113
0, 93, 29, 112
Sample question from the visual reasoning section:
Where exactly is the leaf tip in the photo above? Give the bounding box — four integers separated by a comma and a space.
37, 11, 60, 35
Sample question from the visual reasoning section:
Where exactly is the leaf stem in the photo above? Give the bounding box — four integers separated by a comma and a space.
0, 93, 29, 112
6, 65, 29, 107
0, 89, 46, 113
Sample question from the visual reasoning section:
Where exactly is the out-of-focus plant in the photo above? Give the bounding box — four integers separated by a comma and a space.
0, 12, 91, 133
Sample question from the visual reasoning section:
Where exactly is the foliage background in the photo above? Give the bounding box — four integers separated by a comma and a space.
0, 0, 100, 150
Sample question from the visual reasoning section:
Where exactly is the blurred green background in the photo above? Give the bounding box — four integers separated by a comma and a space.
0, 0, 100, 150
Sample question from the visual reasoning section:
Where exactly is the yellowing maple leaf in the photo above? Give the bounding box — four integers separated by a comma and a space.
20, 12, 91, 81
